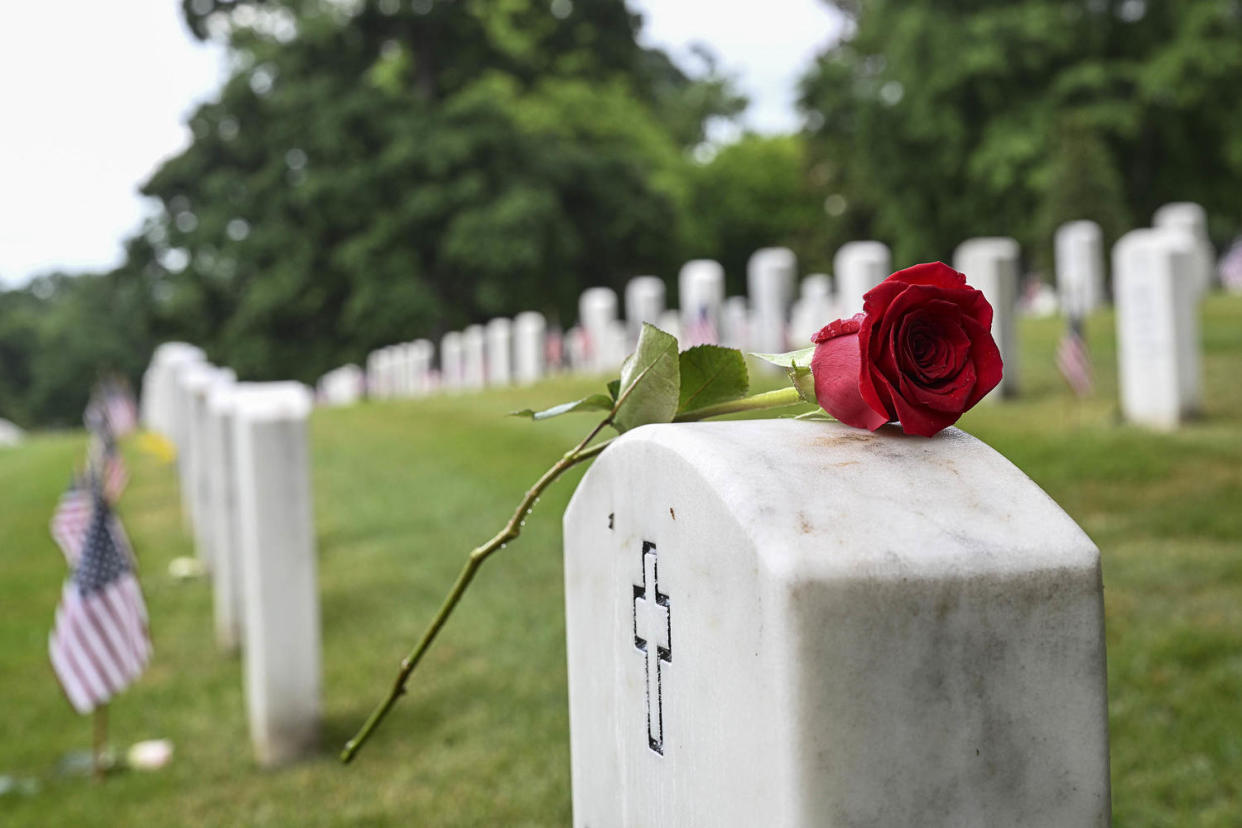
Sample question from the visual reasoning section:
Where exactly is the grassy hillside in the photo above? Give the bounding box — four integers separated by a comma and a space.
2, 295, 1240, 825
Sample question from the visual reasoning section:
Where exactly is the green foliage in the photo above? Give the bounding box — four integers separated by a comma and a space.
612, 322, 679, 433
801, 0, 1242, 268
685, 134, 832, 291
676, 344, 749, 413
510, 394, 613, 421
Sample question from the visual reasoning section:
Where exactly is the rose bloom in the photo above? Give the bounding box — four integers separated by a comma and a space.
810, 262, 1003, 437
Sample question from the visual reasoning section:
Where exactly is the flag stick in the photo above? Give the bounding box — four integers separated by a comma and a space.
93, 704, 108, 781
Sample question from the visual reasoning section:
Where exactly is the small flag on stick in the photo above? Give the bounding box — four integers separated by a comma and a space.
49, 489, 151, 715
1056, 318, 1094, 398
50, 478, 92, 568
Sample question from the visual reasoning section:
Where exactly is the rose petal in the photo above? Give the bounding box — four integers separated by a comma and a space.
811, 313, 865, 345
960, 316, 1004, 407
870, 261, 967, 294
811, 330, 890, 431
890, 384, 961, 437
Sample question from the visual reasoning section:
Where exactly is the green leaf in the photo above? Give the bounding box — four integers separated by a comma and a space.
751, 346, 815, 369
786, 359, 818, 405
613, 323, 680, 433
677, 345, 749, 414
510, 394, 614, 421
606, 379, 621, 402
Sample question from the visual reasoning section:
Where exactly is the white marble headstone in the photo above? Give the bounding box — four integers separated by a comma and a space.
462, 326, 487, 389
440, 332, 464, 391
720, 297, 749, 350
1153, 202, 1214, 296
834, 240, 891, 317
747, 247, 796, 353
1113, 228, 1202, 429
953, 237, 1021, 398
142, 342, 205, 437
579, 287, 621, 373
678, 260, 725, 346
1055, 220, 1106, 319
485, 319, 513, 387
563, 419, 1110, 827
232, 382, 320, 766
789, 273, 837, 347
513, 311, 547, 385
207, 381, 244, 652
625, 277, 666, 342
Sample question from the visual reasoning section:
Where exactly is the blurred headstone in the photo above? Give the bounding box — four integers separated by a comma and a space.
789, 273, 836, 347
440, 332, 464, 392
0, 418, 24, 447
579, 288, 621, 373
513, 312, 547, 385
462, 325, 487, 389
1055, 220, 1106, 318
625, 276, 666, 342
678, 260, 725, 346
486, 318, 513, 387
233, 382, 320, 766
954, 237, 1021, 399
747, 247, 797, 353
1113, 228, 1202, 429
834, 241, 891, 317
1153, 202, 1214, 295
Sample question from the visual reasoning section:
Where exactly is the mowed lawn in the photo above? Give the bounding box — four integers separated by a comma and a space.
2, 295, 1240, 826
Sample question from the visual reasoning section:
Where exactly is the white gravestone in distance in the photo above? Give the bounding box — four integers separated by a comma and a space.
440, 332, 464, 392
834, 240, 892, 317
678, 260, 725, 346
1055, 220, 1106, 319
1153, 202, 1214, 295
175, 362, 219, 537
747, 247, 797, 353
564, 419, 1110, 827
207, 381, 244, 652
0, 418, 24, 448
954, 237, 1021, 398
513, 311, 547, 385
232, 382, 320, 766
187, 366, 235, 570
320, 364, 364, 406
485, 318, 513, 387
1113, 228, 1202, 429
410, 340, 435, 397
462, 325, 487, 390
579, 287, 622, 373
142, 342, 204, 436
720, 296, 749, 350
625, 276, 666, 343
789, 273, 836, 347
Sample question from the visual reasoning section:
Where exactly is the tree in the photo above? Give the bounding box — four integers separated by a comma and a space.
135, 0, 742, 381
800, 0, 1242, 271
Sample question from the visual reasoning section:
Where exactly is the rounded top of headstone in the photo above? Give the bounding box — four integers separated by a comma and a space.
801, 273, 832, 299
514, 310, 547, 329
580, 286, 618, 306
833, 240, 891, 271
1112, 227, 1191, 275
678, 260, 724, 284
179, 361, 221, 393
463, 325, 486, 341
567, 419, 1097, 580
627, 275, 665, 292
441, 330, 462, 348
1055, 220, 1102, 243
954, 236, 1020, 261
1153, 202, 1206, 231
230, 382, 314, 423
411, 340, 434, 357
152, 342, 205, 365
747, 247, 796, 276
486, 317, 512, 334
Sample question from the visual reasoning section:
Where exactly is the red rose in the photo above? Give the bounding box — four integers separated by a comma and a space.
810, 262, 1003, 437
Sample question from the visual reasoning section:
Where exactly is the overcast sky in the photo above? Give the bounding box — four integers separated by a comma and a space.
0, 0, 841, 288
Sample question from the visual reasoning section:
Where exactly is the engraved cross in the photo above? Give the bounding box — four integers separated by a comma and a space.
633, 541, 672, 754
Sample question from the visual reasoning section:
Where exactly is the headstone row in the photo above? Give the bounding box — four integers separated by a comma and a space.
140, 348, 320, 768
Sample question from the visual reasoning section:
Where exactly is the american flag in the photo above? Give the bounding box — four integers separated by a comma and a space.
684, 305, 719, 347
1057, 320, 1094, 398
50, 478, 93, 567
102, 447, 128, 504
49, 490, 151, 714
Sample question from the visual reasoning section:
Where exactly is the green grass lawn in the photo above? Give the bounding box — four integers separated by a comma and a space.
2, 295, 1241, 826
